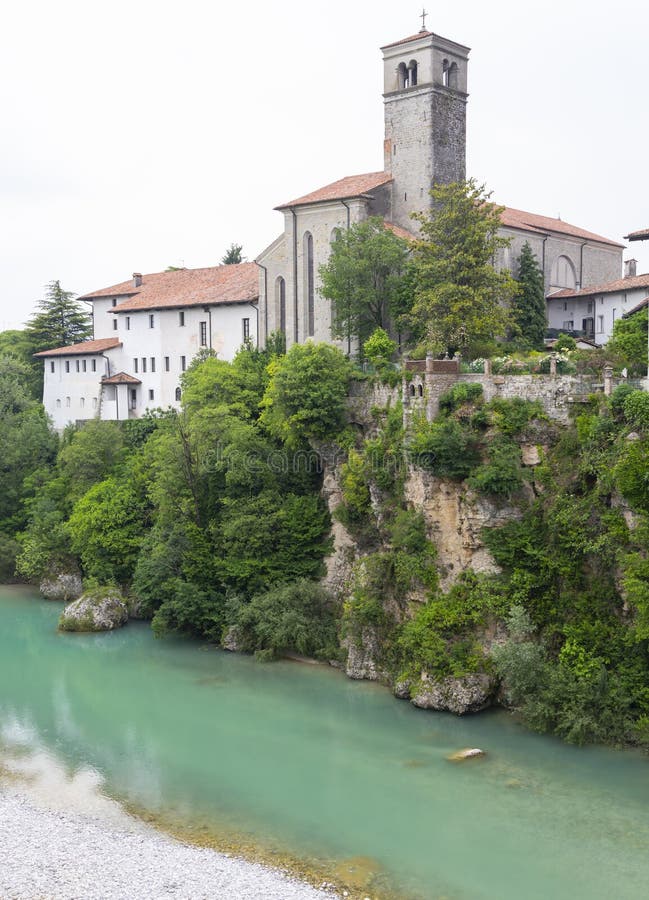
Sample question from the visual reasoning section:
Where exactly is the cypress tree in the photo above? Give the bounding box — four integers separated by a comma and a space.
512, 242, 547, 348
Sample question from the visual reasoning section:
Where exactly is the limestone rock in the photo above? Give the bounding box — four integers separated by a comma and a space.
447, 748, 486, 761
411, 672, 496, 715
521, 444, 542, 466
39, 573, 83, 603
393, 680, 411, 700
59, 588, 128, 633
221, 625, 243, 652
344, 629, 384, 681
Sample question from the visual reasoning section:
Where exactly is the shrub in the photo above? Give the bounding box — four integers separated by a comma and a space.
228, 579, 338, 660
554, 333, 577, 352
408, 417, 479, 478
488, 397, 546, 435
438, 382, 483, 414
468, 436, 523, 497
623, 390, 649, 431
615, 441, 649, 513
364, 327, 397, 367
610, 383, 635, 417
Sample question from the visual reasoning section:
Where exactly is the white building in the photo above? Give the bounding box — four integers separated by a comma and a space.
546, 263, 649, 343
36, 264, 258, 430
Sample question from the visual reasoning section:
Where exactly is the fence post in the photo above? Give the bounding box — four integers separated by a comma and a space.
549, 354, 558, 377
603, 365, 614, 397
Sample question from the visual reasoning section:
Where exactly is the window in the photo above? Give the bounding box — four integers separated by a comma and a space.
408, 60, 418, 86
181, 355, 186, 372
200, 321, 207, 347
587, 301, 594, 314
442, 59, 458, 89
82, 360, 87, 372
126, 316, 130, 330
50, 361, 55, 373
304, 231, 314, 337
164, 356, 170, 372
142, 358, 147, 373
397, 61, 408, 89
80, 397, 85, 409
612, 308, 617, 323
563, 302, 568, 311
276, 277, 286, 335
76, 360, 80, 372
65, 361, 70, 373
113, 319, 118, 331
175, 387, 182, 402
149, 314, 155, 329
148, 389, 154, 401
66, 397, 71, 407
134, 358, 139, 374
92, 397, 97, 409
56, 399, 61, 408
597, 315, 604, 333
150, 357, 156, 373
179, 311, 185, 327
130, 389, 137, 410
242, 317, 250, 341
112, 298, 117, 307
91, 359, 96, 372
562, 320, 574, 330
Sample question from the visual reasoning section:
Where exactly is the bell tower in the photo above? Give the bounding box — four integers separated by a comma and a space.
381, 23, 470, 230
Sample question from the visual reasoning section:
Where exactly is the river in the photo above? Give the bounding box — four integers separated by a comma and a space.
1, 586, 648, 899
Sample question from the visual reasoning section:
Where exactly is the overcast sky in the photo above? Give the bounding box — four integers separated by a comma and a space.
1, 0, 647, 330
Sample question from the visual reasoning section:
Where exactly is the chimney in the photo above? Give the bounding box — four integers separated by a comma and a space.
132, 272, 142, 288
624, 259, 637, 279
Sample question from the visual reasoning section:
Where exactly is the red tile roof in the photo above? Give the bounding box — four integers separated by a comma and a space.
623, 297, 649, 318
384, 221, 416, 241
79, 263, 259, 312
381, 30, 432, 49
34, 338, 121, 358
625, 228, 649, 241
102, 372, 142, 385
277, 172, 393, 209
500, 206, 623, 248
549, 273, 649, 300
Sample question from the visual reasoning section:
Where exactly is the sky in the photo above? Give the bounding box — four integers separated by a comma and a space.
1, 0, 648, 330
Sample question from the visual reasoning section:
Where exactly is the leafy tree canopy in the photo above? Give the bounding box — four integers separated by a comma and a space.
318, 217, 408, 349
221, 243, 245, 265
408, 179, 517, 358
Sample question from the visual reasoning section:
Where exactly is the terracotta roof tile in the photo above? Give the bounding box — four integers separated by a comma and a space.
79, 263, 259, 313
623, 297, 649, 318
381, 30, 432, 49
383, 221, 416, 241
102, 372, 142, 385
548, 273, 649, 300
500, 206, 623, 248
34, 338, 121, 358
277, 172, 393, 209
625, 228, 649, 241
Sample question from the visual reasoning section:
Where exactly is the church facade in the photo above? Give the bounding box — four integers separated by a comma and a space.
256, 25, 624, 350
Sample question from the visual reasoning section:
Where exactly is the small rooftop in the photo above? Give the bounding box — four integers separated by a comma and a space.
549, 272, 649, 300
102, 372, 142, 385
79, 262, 259, 313
276, 172, 393, 209
34, 338, 121, 358
625, 228, 649, 242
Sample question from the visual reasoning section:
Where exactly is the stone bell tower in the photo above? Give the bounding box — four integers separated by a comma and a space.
381, 22, 470, 230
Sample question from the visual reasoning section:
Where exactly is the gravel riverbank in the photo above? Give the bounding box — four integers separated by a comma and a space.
0, 785, 339, 900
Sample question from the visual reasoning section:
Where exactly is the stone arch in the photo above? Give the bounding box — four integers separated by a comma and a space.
408, 59, 418, 86
551, 255, 577, 289
398, 62, 408, 89
442, 59, 458, 88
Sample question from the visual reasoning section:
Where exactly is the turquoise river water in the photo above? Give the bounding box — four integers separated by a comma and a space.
1, 586, 649, 899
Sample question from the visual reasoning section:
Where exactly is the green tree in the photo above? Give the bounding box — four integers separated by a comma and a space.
318, 217, 408, 350
25, 281, 92, 351
221, 243, 245, 265
607, 306, 648, 375
511, 242, 546, 348
408, 180, 517, 357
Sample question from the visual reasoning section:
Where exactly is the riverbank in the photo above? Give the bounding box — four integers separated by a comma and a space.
0, 783, 339, 900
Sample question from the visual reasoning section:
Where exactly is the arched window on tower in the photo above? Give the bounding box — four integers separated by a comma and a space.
304, 232, 315, 337
442, 59, 458, 89
276, 276, 286, 335
551, 255, 577, 290
397, 62, 409, 90
408, 60, 418, 86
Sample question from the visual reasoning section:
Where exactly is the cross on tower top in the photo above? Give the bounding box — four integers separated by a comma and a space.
419, 8, 428, 32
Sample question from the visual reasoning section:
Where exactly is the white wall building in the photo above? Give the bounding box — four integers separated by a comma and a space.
546, 264, 649, 343
36, 264, 258, 430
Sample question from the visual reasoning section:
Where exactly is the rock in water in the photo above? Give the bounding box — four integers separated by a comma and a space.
411, 672, 496, 715
39, 573, 83, 602
447, 748, 486, 761
59, 588, 128, 632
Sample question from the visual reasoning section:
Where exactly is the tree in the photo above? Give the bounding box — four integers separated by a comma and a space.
318, 217, 409, 350
25, 281, 92, 351
221, 243, 245, 265
408, 180, 517, 358
511, 242, 546, 348
607, 306, 648, 375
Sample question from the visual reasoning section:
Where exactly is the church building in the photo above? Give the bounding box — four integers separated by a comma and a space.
256, 23, 624, 349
